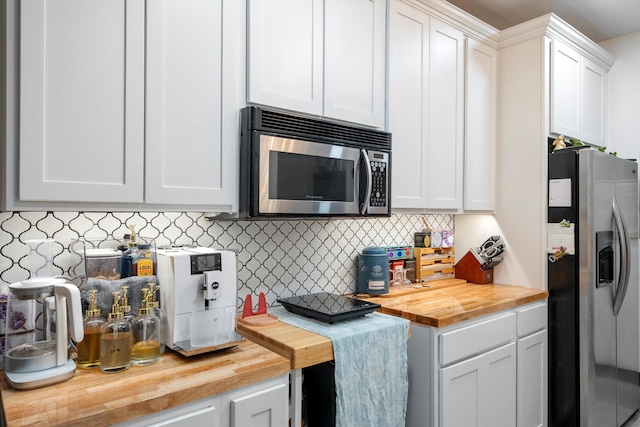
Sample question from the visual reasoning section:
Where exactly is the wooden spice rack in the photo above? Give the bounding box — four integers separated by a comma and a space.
414, 247, 455, 282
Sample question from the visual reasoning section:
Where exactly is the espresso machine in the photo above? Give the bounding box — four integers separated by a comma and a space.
156, 247, 244, 356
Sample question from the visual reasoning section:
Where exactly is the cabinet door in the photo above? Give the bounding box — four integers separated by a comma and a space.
440, 352, 483, 427
464, 39, 496, 211
581, 58, 606, 146
145, 0, 242, 209
550, 39, 581, 139
19, 0, 144, 203
440, 342, 516, 427
388, 0, 430, 209
427, 19, 464, 209
324, 0, 385, 127
247, 0, 323, 116
482, 342, 517, 427
517, 330, 547, 427
230, 383, 288, 427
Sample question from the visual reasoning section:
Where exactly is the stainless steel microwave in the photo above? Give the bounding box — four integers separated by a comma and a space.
239, 106, 391, 219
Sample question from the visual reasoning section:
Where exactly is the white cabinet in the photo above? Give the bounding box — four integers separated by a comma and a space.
247, 0, 385, 128
516, 303, 548, 427
406, 301, 547, 427
19, 0, 145, 204
145, 0, 243, 210
388, 0, 465, 210
464, 39, 497, 211
581, 57, 607, 145
495, 15, 614, 289
118, 374, 288, 427
550, 39, 582, 140
551, 39, 607, 146
227, 382, 288, 427
4, 0, 243, 212
440, 343, 516, 427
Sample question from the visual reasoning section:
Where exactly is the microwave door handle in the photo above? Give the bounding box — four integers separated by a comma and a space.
360, 149, 373, 215
612, 198, 631, 316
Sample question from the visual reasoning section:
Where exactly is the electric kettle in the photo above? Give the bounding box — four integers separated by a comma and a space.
4, 278, 84, 390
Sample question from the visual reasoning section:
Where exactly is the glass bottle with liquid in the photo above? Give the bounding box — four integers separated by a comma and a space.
77, 290, 106, 369
100, 291, 132, 373
149, 283, 168, 354
121, 225, 138, 278
120, 286, 135, 324
131, 288, 161, 366
133, 244, 154, 277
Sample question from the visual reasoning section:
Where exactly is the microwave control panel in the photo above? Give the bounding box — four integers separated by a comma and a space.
369, 151, 388, 208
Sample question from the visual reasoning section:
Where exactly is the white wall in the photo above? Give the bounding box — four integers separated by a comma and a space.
599, 32, 640, 161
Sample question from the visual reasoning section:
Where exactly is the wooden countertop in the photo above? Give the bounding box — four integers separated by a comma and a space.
0, 340, 289, 427
359, 280, 549, 327
237, 319, 333, 370
237, 280, 547, 369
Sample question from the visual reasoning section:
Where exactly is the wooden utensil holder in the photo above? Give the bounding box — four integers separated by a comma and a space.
455, 251, 494, 284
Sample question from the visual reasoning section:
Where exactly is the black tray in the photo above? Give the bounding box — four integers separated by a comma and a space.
277, 292, 381, 324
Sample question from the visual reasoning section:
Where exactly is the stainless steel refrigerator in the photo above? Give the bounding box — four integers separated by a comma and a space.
548, 147, 640, 426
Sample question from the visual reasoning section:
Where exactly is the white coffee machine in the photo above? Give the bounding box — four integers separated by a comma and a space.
156, 246, 244, 356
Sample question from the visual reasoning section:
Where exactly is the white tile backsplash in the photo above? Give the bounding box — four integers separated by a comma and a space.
0, 212, 453, 309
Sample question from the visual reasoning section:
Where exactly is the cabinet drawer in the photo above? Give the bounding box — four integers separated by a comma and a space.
517, 302, 547, 337
439, 313, 516, 366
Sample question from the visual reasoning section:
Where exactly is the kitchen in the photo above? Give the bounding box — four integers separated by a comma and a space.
1, 0, 640, 426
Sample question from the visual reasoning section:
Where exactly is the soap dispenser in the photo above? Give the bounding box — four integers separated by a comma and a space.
100, 291, 132, 373
131, 288, 161, 366
77, 290, 106, 369
149, 283, 168, 354
120, 286, 135, 324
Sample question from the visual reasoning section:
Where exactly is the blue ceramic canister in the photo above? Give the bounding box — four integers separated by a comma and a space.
358, 247, 390, 295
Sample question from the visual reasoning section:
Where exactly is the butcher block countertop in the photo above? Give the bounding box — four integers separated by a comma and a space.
236, 319, 333, 369
238, 280, 548, 369
358, 279, 549, 327
0, 340, 289, 427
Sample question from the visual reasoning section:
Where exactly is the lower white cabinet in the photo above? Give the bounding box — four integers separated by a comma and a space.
117, 374, 288, 427
407, 301, 547, 427
226, 382, 288, 427
440, 342, 516, 427
517, 330, 547, 427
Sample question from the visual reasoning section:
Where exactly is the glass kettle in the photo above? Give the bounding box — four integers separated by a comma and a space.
4, 279, 84, 390
3, 239, 84, 390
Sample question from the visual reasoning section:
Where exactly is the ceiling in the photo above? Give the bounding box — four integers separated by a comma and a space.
445, 0, 640, 43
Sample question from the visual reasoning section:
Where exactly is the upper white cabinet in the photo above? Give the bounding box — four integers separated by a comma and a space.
494, 14, 614, 289
389, 0, 496, 211
4, 0, 243, 212
581, 57, 607, 145
464, 39, 497, 211
247, 0, 385, 128
145, 0, 243, 210
388, 1, 464, 210
19, 0, 145, 204
550, 38, 607, 146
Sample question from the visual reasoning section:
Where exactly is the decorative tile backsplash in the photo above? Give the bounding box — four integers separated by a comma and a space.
0, 212, 453, 309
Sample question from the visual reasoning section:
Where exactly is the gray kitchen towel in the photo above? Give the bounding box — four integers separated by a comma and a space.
85, 276, 159, 317
271, 306, 409, 427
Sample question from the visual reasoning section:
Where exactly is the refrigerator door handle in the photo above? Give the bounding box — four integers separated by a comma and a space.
613, 198, 631, 316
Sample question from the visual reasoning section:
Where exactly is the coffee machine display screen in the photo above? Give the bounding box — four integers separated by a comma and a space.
190, 253, 222, 275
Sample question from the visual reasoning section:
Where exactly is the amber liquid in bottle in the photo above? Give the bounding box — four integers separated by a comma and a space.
100, 332, 132, 373
76, 328, 102, 368
132, 340, 161, 362
78, 290, 106, 369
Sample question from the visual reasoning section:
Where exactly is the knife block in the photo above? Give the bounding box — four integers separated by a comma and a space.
455, 251, 494, 284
